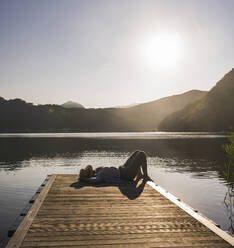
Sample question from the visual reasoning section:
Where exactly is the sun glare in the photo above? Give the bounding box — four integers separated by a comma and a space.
143, 33, 183, 70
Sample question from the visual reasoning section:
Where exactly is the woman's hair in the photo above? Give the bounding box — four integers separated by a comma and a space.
79, 165, 94, 180
95, 166, 104, 173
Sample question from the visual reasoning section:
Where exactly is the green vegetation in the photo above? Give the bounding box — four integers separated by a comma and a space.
2, 68, 234, 133
0, 90, 206, 132
223, 133, 234, 190
108, 90, 206, 131
159, 68, 234, 131
223, 133, 234, 234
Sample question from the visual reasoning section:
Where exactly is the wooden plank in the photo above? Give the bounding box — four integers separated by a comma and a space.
25, 230, 215, 237
32, 216, 195, 224
6, 174, 234, 248
23, 232, 216, 241
148, 181, 234, 246
18, 245, 232, 248
6, 175, 56, 248
5, 175, 53, 246
20, 237, 226, 247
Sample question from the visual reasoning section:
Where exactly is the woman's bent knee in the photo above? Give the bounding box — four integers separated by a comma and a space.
137, 151, 146, 159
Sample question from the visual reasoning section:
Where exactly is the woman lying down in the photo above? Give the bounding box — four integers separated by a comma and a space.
79, 151, 153, 183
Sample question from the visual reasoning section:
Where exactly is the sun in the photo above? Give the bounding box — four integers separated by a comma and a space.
143, 33, 183, 70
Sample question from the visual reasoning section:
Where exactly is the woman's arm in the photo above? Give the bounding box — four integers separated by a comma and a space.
84, 177, 103, 183
82, 172, 104, 184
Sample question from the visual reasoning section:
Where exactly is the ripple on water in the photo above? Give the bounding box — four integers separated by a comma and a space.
0, 136, 233, 241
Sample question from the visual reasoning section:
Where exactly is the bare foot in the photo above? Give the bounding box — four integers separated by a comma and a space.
136, 174, 144, 180
143, 175, 153, 182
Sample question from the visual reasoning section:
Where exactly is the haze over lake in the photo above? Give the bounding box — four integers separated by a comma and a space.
0, 132, 233, 243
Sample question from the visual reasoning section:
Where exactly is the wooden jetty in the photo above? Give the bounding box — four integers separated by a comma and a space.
6, 174, 234, 248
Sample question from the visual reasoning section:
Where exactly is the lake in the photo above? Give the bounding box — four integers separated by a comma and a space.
0, 132, 233, 244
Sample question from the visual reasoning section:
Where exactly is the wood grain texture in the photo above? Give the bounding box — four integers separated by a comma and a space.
6, 174, 56, 248
7, 174, 234, 248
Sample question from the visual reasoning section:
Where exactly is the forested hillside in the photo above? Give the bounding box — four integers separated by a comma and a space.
159, 69, 234, 131
0, 89, 206, 132
106, 90, 206, 131
0, 98, 132, 132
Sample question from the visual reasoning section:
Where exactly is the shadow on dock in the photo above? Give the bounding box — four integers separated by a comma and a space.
70, 179, 147, 200
6, 174, 234, 248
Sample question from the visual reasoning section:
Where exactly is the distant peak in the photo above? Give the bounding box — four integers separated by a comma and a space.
61, 101, 85, 109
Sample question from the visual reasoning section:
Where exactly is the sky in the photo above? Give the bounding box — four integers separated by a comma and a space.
0, 0, 234, 108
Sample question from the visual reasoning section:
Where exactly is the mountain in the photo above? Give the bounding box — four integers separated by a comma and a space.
159, 69, 234, 131
0, 89, 206, 132
107, 90, 207, 131
112, 103, 139, 108
0, 97, 6, 102
61, 101, 85, 109
0, 98, 131, 132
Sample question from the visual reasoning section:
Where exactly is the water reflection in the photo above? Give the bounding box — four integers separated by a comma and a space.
0, 132, 228, 139
0, 137, 228, 182
0, 135, 233, 240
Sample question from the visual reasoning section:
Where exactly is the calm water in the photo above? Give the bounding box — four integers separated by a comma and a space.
0, 132, 233, 244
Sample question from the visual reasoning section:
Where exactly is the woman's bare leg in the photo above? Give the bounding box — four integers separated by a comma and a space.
136, 168, 143, 180
138, 152, 152, 181
135, 151, 152, 181
124, 150, 140, 165
120, 151, 152, 181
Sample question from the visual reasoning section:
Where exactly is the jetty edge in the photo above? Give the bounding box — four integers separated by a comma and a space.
148, 181, 234, 246
5, 174, 234, 248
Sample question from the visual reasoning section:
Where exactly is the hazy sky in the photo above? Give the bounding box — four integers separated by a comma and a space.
0, 0, 234, 108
